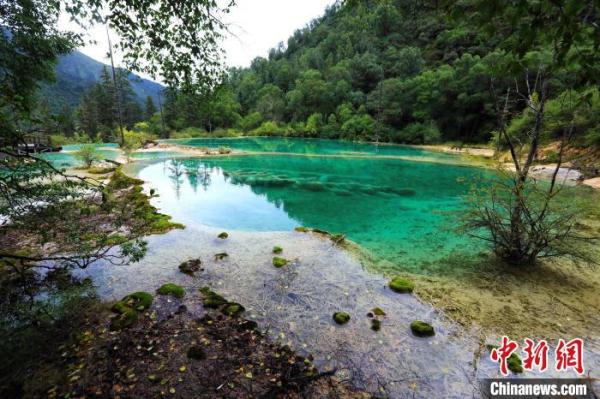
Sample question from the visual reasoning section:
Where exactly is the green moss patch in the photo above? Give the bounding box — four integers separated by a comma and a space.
88, 166, 117, 174
410, 320, 435, 337
507, 353, 523, 373
110, 308, 139, 331
110, 291, 153, 330
272, 257, 288, 268
272, 246, 283, 254
199, 287, 228, 308
389, 276, 415, 293
223, 303, 245, 317
294, 226, 309, 233
372, 307, 386, 316
121, 291, 153, 311
333, 312, 351, 325
156, 283, 185, 298
106, 169, 144, 190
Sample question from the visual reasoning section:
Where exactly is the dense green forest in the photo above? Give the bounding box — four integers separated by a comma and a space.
45, 0, 600, 147
155, 0, 599, 146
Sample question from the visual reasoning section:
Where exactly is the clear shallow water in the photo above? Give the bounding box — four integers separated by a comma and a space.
139, 155, 490, 270
80, 227, 600, 398
164, 136, 457, 160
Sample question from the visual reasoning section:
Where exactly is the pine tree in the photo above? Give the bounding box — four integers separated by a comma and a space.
57, 104, 75, 137
145, 96, 157, 119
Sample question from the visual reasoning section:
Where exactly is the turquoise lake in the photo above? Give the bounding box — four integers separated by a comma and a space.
164, 136, 458, 160
138, 147, 491, 271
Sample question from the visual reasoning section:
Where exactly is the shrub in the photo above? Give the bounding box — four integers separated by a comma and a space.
74, 144, 101, 168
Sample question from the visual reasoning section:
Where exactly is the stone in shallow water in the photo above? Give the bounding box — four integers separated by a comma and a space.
273, 257, 288, 268
410, 320, 434, 337
389, 277, 415, 293
157, 283, 185, 298
218, 232, 229, 239
178, 259, 202, 275
333, 312, 351, 325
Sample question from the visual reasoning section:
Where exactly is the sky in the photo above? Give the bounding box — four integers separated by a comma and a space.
59, 0, 335, 82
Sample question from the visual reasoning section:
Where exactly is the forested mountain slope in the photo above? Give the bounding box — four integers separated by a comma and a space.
163, 0, 599, 147
42, 51, 163, 111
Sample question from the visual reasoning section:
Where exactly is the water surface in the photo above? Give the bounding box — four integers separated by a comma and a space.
139, 155, 489, 270
164, 136, 457, 160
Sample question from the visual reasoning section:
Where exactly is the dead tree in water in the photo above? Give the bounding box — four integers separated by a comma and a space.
463, 69, 594, 265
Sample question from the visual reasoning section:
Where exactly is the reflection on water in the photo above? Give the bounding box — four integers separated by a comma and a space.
139, 156, 489, 268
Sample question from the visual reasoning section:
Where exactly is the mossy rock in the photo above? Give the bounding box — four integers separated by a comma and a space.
371, 319, 382, 331
410, 320, 435, 337
507, 353, 523, 374
389, 277, 415, 293
110, 309, 139, 331
187, 346, 206, 360
217, 232, 229, 239
199, 287, 228, 308
372, 307, 386, 316
272, 246, 283, 254
272, 257, 288, 268
333, 312, 351, 325
112, 292, 153, 313
222, 302, 245, 317
122, 291, 153, 310
107, 169, 144, 190
156, 283, 185, 298
294, 226, 309, 233
214, 252, 229, 261
178, 259, 202, 275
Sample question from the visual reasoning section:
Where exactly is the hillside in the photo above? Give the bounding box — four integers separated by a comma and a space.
163, 0, 599, 149
42, 50, 164, 111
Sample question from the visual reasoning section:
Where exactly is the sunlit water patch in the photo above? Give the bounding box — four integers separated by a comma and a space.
138, 156, 491, 269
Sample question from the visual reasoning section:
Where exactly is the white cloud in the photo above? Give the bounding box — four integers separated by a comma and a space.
58, 0, 335, 82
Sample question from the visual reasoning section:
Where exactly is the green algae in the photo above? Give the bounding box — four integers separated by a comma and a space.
333, 312, 351, 325
507, 353, 523, 374
157, 283, 185, 298
273, 257, 288, 268
218, 232, 229, 239
272, 246, 283, 254
410, 320, 434, 337
389, 277, 415, 293
223, 302, 245, 317
199, 287, 228, 308
372, 307, 386, 316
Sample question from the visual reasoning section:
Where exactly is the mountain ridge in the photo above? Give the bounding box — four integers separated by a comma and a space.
43, 50, 164, 111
